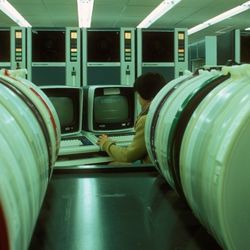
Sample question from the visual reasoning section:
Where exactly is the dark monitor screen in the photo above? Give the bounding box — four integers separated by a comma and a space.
217, 31, 235, 65
0, 30, 10, 62
41, 87, 81, 135
142, 31, 174, 62
87, 31, 120, 62
197, 41, 205, 58
32, 30, 65, 62
189, 44, 197, 60
50, 96, 74, 126
83, 86, 135, 133
240, 33, 250, 63
94, 95, 129, 124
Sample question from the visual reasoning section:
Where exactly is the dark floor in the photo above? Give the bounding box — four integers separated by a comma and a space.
30, 165, 222, 250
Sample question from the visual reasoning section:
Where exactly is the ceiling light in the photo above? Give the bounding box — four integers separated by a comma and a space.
245, 27, 250, 31
0, 0, 31, 27
137, 0, 182, 28
77, 0, 94, 28
188, 1, 250, 35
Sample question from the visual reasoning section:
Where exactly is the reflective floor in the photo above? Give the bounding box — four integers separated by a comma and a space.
29, 166, 222, 250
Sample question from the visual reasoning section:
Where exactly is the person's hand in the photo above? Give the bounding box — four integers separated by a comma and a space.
96, 134, 109, 148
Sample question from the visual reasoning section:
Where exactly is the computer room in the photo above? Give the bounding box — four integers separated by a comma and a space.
0, 1, 250, 250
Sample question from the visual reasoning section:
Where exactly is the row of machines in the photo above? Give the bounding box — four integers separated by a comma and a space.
1, 64, 250, 249
188, 29, 250, 71
0, 27, 188, 87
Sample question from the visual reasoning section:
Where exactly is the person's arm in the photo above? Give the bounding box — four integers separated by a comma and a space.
99, 116, 147, 163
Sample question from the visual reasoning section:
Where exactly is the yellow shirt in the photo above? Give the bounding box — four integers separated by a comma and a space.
102, 112, 151, 164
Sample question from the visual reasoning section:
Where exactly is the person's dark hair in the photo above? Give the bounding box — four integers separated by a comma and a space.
134, 72, 166, 101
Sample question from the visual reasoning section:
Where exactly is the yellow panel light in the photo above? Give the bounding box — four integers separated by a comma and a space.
125, 32, 131, 39
71, 32, 77, 39
15, 31, 22, 39
178, 33, 185, 40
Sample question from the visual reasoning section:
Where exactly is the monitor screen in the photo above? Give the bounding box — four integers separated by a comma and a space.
40, 87, 81, 136
240, 33, 250, 63
49, 97, 74, 126
217, 31, 235, 65
0, 30, 10, 62
32, 30, 65, 62
83, 86, 136, 133
87, 30, 120, 62
142, 31, 174, 62
94, 95, 129, 124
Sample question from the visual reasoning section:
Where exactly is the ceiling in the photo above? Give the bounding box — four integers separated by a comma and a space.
1, 0, 250, 43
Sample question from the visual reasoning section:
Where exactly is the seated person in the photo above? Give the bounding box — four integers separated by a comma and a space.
97, 72, 166, 164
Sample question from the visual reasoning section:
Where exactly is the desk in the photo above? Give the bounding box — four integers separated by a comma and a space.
55, 151, 113, 167
56, 131, 134, 166
29, 165, 221, 250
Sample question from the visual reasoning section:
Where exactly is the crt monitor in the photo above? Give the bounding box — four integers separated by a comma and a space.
83, 85, 136, 134
40, 86, 82, 136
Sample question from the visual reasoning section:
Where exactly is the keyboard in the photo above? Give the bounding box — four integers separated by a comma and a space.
58, 132, 134, 157
60, 136, 93, 147
60, 139, 83, 147
59, 135, 100, 155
